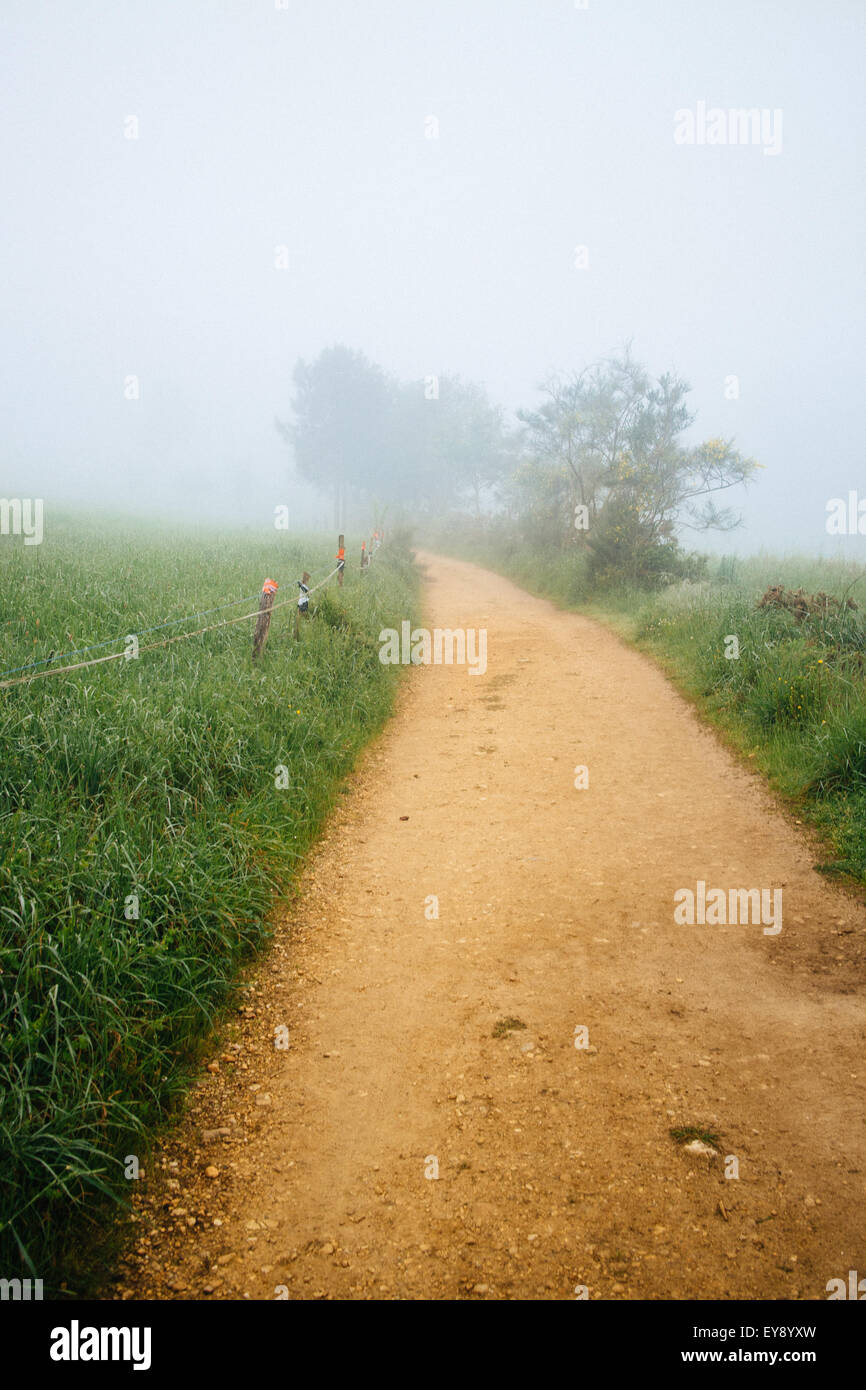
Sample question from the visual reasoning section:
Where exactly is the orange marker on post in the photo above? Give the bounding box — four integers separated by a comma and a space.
253, 579, 278, 659
336, 535, 345, 587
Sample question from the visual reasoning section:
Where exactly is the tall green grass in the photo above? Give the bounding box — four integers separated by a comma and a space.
0, 516, 418, 1289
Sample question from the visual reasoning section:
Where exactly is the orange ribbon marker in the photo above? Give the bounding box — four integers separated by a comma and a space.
262, 578, 278, 595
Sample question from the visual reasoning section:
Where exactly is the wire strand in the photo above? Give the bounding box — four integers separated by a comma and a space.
0, 551, 372, 692
0, 590, 263, 681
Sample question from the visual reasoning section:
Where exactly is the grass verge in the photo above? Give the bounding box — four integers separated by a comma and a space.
0, 516, 418, 1290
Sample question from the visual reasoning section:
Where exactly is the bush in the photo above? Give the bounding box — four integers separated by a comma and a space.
748, 643, 830, 728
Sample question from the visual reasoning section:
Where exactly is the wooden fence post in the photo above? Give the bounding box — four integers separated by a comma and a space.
253, 579, 278, 659
337, 534, 345, 587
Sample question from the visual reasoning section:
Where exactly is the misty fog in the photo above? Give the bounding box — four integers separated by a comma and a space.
1, 0, 863, 552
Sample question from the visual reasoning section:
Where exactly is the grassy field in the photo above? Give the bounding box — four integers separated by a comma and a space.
0, 516, 418, 1290
431, 527, 866, 887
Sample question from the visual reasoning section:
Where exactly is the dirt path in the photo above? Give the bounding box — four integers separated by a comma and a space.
113, 553, 866, 1301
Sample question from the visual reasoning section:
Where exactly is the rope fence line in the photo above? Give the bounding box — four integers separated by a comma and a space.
307, 563, 343, 596
0, 589, 265, 682
0, 529, 385, 692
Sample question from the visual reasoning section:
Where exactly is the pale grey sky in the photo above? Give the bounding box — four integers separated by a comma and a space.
1, 0, 864, 551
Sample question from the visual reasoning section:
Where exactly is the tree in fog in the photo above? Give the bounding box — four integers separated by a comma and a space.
279, 345, 392, 528
515, 349, 759, 584
280, 347, 511, 522
409, 376, 510, 519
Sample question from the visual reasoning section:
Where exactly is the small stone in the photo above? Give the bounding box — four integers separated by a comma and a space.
683, 1140, 718, 1158
207, 1062, 220, 1074
205, 1166, 220, 1179
256, 1093, 272, 1107
321, 1242, 335, 1255
473, 1283, 489, 1294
